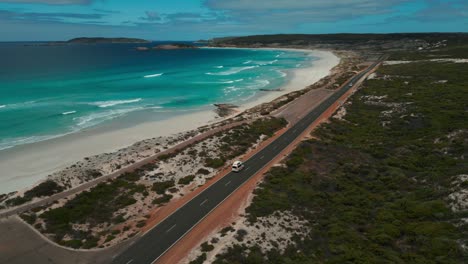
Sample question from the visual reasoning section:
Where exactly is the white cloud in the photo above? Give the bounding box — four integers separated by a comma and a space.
204, 0, 410, 25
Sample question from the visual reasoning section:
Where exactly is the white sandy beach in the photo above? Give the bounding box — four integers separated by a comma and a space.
0, 49, 339, 194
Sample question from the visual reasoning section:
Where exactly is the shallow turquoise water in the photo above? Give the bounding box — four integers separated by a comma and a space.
0, 43, 314, 150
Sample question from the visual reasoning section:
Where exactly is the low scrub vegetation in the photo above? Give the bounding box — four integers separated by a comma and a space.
28, 173, 146, 248
213, 54, 468, 263
152, 180, 175, 194
6, 180, 64, 206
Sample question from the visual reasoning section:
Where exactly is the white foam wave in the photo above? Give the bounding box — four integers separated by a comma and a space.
74, 107, 143, 128
0, 105, 5, 109
277, 70, 287, 78
214, 66, 224, 69
246, 79, 270, 90
254, 59, 279, 66
0, 135, 65, 151
90, 98, 142, 108
144, 73, 163, 78
62, 111, 76, 115
243, 60, 252, 64
206, 66, 258, 76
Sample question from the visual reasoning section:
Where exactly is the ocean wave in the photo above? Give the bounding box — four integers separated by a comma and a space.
2, 100, 37, 110
243, 60, 252, 64
194, 78, 244, 85
214, 65, 224, 69
74, 107, 144, 128
90, 98, 142, 108
144, 73, 163, 78
277, 70, 287, 78
253, 59, 278, 66
206, 66, 258, 76
246, 79, 270, 90
62, 111, 77, 115
0, 134, 65, 151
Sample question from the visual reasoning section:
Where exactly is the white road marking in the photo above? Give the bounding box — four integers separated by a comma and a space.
166, 224, 176, 233
292, 129, 297, 133
126, 260, 134, 264
200, 199, 208, 206
245, 167, 250, 171
260, 155, 264, 160
273, 146, 278, 150
225, 181, 231, 186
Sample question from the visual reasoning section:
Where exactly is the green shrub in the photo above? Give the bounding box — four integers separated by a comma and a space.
200, 242, 215, 252
178, 175, 196, 185
204, 158, 225, 168
152, 194, 173, 205
152, 180, 175, 194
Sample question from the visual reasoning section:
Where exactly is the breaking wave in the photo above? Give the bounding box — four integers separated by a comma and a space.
206, 66, 258, 76
144, 73, 163, 78
90, 98, 142, 108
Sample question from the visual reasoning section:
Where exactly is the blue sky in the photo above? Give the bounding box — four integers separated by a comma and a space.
0, 0, 466, 41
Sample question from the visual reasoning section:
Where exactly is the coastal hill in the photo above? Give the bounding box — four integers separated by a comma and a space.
211, 33, 468, 52
67, 37, 150, 44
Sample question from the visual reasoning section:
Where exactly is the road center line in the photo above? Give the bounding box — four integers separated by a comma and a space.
166, 224, 177, 233
125, 260, 133, 264
260, 155, 264, 160
225, 181, 231, 186
200, 199, 208, 206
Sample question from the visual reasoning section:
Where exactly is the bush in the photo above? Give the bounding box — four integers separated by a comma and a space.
235, 229, 248, 242
200, 241, 215, 252
152, 194, 173, 205
189, 253, 207, 264
178, 175, 195, 185
197, 168, 210, 175
152, 180, 175, 194
204, 158, 225, 169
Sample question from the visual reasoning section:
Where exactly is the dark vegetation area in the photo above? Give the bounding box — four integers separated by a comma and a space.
213, 33, 468, 45
6, 180, 64, 206
212, 47, 468, 263
22, 172, 146, 249
204, 117, 287, 168
212, 33, 468, 53
152, 180, 175, 194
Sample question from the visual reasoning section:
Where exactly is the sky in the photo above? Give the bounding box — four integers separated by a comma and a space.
0, 0, 466, 41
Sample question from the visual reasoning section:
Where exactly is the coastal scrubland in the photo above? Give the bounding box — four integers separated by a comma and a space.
19, 117, 287, 249
187, 45, 468, 263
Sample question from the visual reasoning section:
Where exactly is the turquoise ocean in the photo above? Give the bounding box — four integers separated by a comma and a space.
0, 42, 315, 150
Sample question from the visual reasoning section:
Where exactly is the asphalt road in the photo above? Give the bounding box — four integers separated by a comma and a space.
113, 59, 383, 264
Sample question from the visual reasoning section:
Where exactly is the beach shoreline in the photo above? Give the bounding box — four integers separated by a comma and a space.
0, 48, 339, 194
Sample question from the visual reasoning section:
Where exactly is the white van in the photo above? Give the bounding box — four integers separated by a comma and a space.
232, 161, 244, 172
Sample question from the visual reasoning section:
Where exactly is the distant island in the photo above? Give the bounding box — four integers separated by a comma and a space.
66, 37, 150, 44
